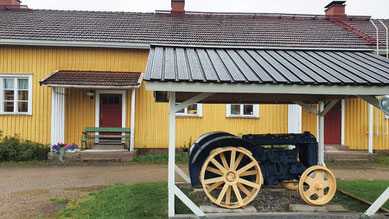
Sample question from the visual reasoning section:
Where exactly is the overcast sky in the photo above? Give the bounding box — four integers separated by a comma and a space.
23, 0, 389, 18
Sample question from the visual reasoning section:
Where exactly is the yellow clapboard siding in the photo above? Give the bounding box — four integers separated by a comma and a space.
0, 45, 287, 148
344, 98, 389, 151
134, 82, 288, 148
0, 45, 148, 145
302, 105, 317, 139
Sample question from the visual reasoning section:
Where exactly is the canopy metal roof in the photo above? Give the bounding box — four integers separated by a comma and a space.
145, 46, 389, 104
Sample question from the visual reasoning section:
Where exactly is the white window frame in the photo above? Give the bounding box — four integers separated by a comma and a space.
226, 104, 259, 118
0, 74, 33, 115
176, 103, 203, 117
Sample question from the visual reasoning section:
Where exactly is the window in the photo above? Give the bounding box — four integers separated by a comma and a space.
226, 104, 259, 118
176, 104, 203, 117
0, 74, 32, 115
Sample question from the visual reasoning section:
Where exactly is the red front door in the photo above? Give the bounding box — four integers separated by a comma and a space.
324, 102, 341, 144
99, 94, 122, 128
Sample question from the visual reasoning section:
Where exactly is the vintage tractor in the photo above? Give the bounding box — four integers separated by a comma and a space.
188, 131, 336, 209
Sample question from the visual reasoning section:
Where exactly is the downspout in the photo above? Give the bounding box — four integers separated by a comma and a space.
379, 20, 388, 58
368, 20, 380, 154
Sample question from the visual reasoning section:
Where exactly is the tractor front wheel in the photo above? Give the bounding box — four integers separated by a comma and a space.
298, 165, 336, 206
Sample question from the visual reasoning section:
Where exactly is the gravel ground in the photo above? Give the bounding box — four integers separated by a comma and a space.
0, 162, 388, 218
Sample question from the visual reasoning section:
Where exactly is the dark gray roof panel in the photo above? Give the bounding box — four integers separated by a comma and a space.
144, 46, 389, 86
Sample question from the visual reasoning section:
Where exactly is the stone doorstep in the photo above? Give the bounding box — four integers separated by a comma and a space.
92, 144, 125, 150
47, 149, 137, 162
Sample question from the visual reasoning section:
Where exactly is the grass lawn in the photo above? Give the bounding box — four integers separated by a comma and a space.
336, 180, 389, 210
56, 182, 192, 219
55, 180, 389, 218
376, 155, 389, 165
134, 153, 189, 163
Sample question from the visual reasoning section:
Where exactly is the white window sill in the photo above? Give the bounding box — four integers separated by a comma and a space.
227, 115, 259, 119
0, 112, 32, 116
176, 114, 203, 118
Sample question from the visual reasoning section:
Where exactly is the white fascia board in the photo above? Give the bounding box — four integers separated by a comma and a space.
151, 43, 374, 52
146, 81, 389, 96
42, 84, 141, 89
0, 39, 150, 49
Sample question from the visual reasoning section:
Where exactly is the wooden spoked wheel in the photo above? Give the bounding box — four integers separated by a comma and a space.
200, 147, 263, 209
298, 165, 336, 206
280, 180, 298, 191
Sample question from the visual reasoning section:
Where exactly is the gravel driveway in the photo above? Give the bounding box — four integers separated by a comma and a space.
0, 162, 388, 218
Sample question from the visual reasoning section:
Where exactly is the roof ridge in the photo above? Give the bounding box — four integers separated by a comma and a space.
15, 8, 156, 14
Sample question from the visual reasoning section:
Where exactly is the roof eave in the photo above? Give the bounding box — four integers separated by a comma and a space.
41, 84, 141, 89
145, 81, 389, 96
0, 39, 150, 49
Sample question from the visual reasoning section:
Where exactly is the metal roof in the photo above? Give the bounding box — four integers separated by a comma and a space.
144, 46, 389, 86
40, 70, 143, 88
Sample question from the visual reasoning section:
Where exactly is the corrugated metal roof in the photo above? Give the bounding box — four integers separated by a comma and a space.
40, 70, 142, 87
144, 46, 389, 86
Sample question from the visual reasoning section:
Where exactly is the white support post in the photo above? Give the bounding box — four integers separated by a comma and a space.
364, 187, 389, 217
168, 92, 208, 217
50, 87, 65, 146
175, 165, 191, 183
318, 101, 325, 165
369, 104, 374, 154
174, 185, 206, 217
168, 91, 176, 217
130, 88, 136, 151
341, 100, 345, 145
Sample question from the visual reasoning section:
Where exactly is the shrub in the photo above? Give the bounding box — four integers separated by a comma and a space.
0, 133, 50, 162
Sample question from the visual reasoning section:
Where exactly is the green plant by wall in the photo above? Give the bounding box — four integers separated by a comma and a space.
0, 133, 50, 162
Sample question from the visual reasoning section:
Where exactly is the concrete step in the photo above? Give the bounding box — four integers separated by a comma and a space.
93, 144, 125, 150
80, 150, 135, 162
325, 144, 350, 152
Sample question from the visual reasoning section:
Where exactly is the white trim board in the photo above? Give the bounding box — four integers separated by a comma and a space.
146, 82, 389, 96
0, 39, 149, 49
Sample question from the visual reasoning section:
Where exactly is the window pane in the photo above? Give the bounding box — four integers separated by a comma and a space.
18, 79, 28, 89
114, 96, 120, 105
4, 79, 14, 89
231, 105, 240, 115
4, 90, 14, 100
243, 105, 254, 115
108, 96, 114, 105
187, 104, 198, 114
18, 102, 28, 112
4, 102, 14, 112
18, 90, 28, 100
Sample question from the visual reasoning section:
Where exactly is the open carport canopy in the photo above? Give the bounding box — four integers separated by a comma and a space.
144, 45, 389, 217
145, 45, 389, 103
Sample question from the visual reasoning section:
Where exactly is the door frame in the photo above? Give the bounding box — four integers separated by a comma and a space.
95, 90, 126, 128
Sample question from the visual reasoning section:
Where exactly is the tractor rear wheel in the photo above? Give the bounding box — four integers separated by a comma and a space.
298, 165, 336, 206
200, 147, 263, 209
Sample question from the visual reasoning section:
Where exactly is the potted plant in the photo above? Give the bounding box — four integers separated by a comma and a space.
51, 143, 79, 163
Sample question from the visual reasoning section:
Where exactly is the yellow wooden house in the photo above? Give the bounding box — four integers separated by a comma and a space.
0, 0, 389, 152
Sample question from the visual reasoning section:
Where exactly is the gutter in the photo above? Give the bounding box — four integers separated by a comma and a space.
0, 39, 150, 49
0, 39, 376, 52
40, 84, 142, 89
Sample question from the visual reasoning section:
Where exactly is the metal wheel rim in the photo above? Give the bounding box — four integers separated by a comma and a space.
298, 165, 337, 206
200, 147, 263, 209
